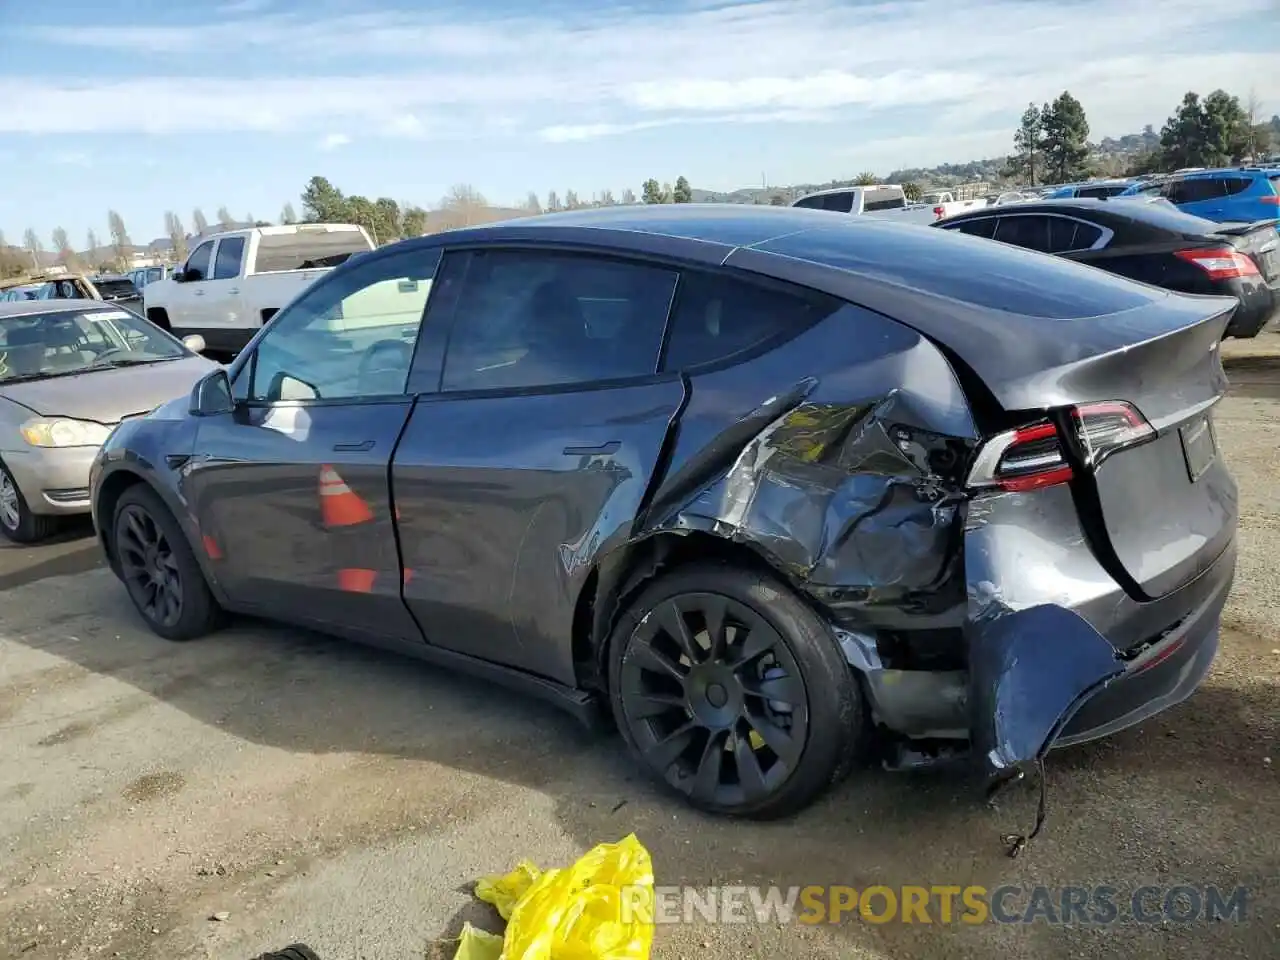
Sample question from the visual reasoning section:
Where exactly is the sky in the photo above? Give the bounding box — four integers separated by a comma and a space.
1, 0, 1279, 245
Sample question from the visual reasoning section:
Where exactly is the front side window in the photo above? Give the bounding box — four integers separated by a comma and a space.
0, 307, 186, 383
213, 237, 245, 280
440, 250, 677, 392
662, 270, 837, 371
248, 247, 441, 402
186, 241, 215, 281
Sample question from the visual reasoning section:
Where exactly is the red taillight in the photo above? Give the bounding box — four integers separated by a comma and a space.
967, 401, 1154, 492
933, 206, 946, 219
1259, 194, 1280, 206
1174, 246, 1260, 279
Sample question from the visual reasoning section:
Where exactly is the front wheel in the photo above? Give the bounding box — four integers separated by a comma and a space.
607, 563, 867, 819
112, 485, 224, 641
0, 460, 59, 543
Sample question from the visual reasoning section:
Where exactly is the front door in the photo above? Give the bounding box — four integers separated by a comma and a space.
392, 248, 686, 684
196, 235, 248, 350
169, 239, 216, 332
186, 244, 441, 641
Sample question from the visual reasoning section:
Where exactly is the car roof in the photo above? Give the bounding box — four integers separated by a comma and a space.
0, 298, 103, 319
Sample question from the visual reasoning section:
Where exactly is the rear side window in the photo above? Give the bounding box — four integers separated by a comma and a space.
1166, 178, 1225, 204
440, 250, 678, 392
948, 217, 998, 239
795, 192, 854, 213
1061, 220, 1103, 250
1220, 177, 1253, 197
759, 220, 1161, 319
1076, 185, 1126, 199
662, 271, 836, 371
213, 237, 245, 280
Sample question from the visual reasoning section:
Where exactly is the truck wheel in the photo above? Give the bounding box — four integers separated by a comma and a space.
146, 307, 171, 330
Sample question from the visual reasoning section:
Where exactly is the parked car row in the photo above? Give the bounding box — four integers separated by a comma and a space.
66, 203, 1240, 848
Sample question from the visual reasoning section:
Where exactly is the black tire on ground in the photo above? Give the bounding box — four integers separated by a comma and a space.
252, 946, 322, 960
111, 484, 225, 641
607, 562, 867, 820
0, 458, 59, 543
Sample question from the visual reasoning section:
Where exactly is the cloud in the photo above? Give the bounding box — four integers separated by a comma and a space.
2, 0, 1278, 153
318, 132, 350, 151
50, 150, 92, 167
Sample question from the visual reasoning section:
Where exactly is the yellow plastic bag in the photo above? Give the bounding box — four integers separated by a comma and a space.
452, 922, 505, 960
457, 834, 655, 960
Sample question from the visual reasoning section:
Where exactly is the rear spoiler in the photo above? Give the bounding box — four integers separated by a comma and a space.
1210, 218, 1280, 237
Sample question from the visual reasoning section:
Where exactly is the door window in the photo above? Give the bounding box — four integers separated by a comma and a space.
439, 250, 677, 392
948, 217, 998, 239
212, 237, 245, 280
1165, 178, 1225, 204
247, 247, 441, 402
1043, 216, 1104, 253
1220, 177, 1253, 197
186, 241, 215, 281
662, 270, 837, 371
994, 215, 1053, 253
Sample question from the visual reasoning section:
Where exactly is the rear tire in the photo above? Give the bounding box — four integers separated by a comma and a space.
252, 947, 321, 960
0, 460, 59, 543
111, 484, 224, 641
607, 562, 867, 819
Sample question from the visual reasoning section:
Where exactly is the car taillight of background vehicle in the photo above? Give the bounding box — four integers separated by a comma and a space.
966, 401, 1155, 493
1174, 247, 1261, 280
933, 206, 946, 219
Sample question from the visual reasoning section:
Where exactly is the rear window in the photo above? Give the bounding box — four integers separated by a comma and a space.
253, 229, 374, 273
758, 220, 1162, 320
863, 187, 907, 212
794, 192, 854, 213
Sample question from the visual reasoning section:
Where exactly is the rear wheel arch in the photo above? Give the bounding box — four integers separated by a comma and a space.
572, 530, 787, 694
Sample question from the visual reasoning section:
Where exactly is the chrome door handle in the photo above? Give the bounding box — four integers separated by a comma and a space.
228, 288, 239, 294
193, 289, 205, 296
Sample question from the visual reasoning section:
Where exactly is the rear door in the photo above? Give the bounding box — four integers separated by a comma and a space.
391, 247, 686, 684
187, 245, 441, 641
1165, 176, 1229, 220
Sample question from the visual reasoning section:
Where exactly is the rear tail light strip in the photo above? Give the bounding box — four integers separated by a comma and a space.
1174, 246, 1261, 280
967, 400, 1155, 493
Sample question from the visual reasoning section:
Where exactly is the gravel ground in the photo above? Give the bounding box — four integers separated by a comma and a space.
1, 337, 1277, 960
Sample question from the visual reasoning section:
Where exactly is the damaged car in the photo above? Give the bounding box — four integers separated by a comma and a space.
90, 205, 1238, 835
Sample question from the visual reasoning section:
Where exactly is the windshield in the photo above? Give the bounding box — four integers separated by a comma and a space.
0, 307, 186, 383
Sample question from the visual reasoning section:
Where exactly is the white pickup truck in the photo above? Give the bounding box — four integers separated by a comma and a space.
792, 185, 988, 224
143, 223, 376, 356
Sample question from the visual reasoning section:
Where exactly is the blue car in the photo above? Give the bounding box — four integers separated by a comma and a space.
1120, 168, 1280, 226
1043, 180, 1136, 199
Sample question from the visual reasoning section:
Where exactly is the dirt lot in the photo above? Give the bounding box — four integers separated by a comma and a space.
1, 337, 1277, 960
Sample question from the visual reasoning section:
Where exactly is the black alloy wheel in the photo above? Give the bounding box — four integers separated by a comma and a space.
116, 502, 185, 628
111, 484, 224, 641
611, 564, 865, 819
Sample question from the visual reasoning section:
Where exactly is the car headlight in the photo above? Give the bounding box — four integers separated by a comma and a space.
20, 417, 114, 448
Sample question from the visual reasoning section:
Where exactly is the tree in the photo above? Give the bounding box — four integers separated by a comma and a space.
163, 211, 187, 261
373, 197, 402, 243
660, 182, 674, 203
107, 210, 131, 270
1245, 88, 1264, 159
564, 189, 581, 209
524, 192, 542, 213
854, 172, 879, 185
216, 206, 235, 229
86, 229, 100, 264
300, 176, 349, 222
438, 183, 487, 229
401, 205, 429, 237
192, 207, 209, 235
1039, 91, 1091, 184
672, 176, 693, 203
902, 182, 923, 202
281, 202, 298, 224
51, 227, 75, 268
621, 188, 636, 205
1009, 102, 1044, 185
0, 230, 25, 279
546, 190, 563, 212
1159, 90, 1249, 169
23, 228, 43, 270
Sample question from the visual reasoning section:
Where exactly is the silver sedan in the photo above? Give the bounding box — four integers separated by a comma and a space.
0, 299, 217, 542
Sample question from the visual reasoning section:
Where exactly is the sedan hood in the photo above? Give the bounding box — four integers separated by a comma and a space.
0, 355, 217, 421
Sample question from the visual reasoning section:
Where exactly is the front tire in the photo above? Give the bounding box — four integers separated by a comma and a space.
607, 562, 866, 819
111, 485, 224, 641
0, 459, 59, 543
